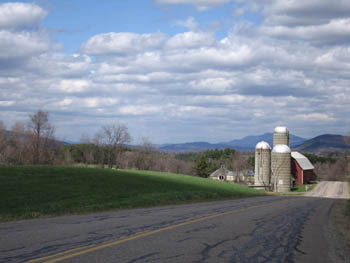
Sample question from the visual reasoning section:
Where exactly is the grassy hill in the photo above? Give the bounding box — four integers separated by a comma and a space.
0, 166, 265, 221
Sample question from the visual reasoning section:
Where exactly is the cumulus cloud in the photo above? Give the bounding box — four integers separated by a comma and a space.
292, 113, 337, 122
261, 0, 350, 27
155, 0, 232, 10
0, 30, 51, 60
261, 18, 350, 46
256, 0, 350, 46
174, 17, 199, 31
1, 1, 350, 142
0, 2, 47, 29
81, 32, 165, 55
166, 31, 215, 49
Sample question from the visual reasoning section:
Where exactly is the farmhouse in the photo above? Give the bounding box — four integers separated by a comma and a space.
291, 151, 316, 184
209, 166, 254, 184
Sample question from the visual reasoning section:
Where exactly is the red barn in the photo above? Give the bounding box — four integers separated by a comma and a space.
291, 152, 316, 184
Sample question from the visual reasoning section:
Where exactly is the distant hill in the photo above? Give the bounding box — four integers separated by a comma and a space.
159, 142, 230, 152
159, 133, 307, 152
225, 133, 306, 150
293, 134, 350, 152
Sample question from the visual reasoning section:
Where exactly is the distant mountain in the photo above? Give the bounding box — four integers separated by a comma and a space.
293, 134, 350, 152
159, 133, 307, 152
225, 133, 306, 150
159, 142, 230, 152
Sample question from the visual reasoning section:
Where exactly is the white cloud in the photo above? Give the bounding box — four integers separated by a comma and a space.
261, 0, 350, 26
0, 30, 50, 59
56, 79, 90, 93
118, 105, 162, 116
81, 32, 165, 55
292, 113, 336, 122
166, 31, 215, 49
0, 2, 47, 29
155, 0, 232, 10
0, 101, 15, 106
261, 18, 350, 45
174, 17, 199, 31
1, 1, 350, 143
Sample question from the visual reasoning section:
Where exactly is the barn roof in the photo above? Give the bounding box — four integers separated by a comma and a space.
291, 152, 314, 170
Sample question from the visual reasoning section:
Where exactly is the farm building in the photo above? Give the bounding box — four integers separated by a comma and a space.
291, 152, 316, 184
209, 166, 254, 184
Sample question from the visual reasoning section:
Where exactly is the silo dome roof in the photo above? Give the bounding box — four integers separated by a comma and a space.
274, 126, 289, 134
255, 141, 271, 150
272, 144, 291, 153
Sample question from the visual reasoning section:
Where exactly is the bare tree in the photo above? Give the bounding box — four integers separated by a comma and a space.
93, 131, 105, 168
80, 133, 94, 166
28, 110, 55, 164
134, 137, 157, 170
102, 123, 131, 168
10, 122, 30, 164
231, 152, 249, 183
0, 121, 7, 164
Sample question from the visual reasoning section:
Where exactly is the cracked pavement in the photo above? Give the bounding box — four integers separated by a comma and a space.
0, 182, 348, 263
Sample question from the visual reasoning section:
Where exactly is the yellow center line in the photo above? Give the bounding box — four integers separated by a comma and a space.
28, 199, 291, 263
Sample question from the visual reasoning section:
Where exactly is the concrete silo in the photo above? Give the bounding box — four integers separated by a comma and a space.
254, 141, 271, 187
271, 144, 291, 193
273, 126, 289, 147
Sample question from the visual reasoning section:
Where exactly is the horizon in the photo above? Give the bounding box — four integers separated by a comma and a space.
0, 1, 349, 144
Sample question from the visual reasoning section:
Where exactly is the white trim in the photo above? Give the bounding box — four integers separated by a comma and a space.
302, 169, 304, 184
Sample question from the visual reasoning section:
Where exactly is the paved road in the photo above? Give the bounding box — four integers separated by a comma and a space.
0, 181, 349, 263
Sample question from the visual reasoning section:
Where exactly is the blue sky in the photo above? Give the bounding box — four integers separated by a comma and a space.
0, 0, 350, 144
40, 0, 251, 53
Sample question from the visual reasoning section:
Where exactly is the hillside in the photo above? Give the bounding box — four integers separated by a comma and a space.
0, 166, 265, 221
293, 134, 350, 152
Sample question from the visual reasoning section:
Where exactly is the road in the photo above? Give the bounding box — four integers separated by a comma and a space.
0, 181, 349, 263
306, 181, 350, 199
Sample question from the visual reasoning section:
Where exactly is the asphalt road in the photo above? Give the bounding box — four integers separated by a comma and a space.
1, 181, 349, 263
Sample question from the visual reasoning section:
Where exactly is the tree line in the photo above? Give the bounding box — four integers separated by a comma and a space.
0, 110, 253, 177
1, 110, 348, 180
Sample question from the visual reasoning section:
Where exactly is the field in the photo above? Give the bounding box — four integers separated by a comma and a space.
291, 183, 317, 192
0, 166, 266, 221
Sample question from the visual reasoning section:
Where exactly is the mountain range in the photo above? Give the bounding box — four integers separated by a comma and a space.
159, 133, 350, 153
159, 133, 306, 152
293, 134, 350, 152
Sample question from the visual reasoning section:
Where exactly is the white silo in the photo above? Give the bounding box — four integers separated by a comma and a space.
271, 144, 291, 193
254, 141, 271, 187
273, 126, 289, 147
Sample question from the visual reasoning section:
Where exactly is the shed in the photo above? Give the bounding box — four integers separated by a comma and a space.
209, 166, 235, 181
291, 152, 316, 184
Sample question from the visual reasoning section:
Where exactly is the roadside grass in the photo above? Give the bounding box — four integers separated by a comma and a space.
332, 199, 350, 247
0, 166, 266, 221
332, 181, 350, 247
291, 183, 317, 192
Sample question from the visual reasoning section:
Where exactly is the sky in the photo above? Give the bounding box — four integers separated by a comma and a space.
0, 0, 350, 144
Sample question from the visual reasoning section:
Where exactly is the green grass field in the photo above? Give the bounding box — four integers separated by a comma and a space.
291, 183, 317, 192
0, 166, 266, 221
